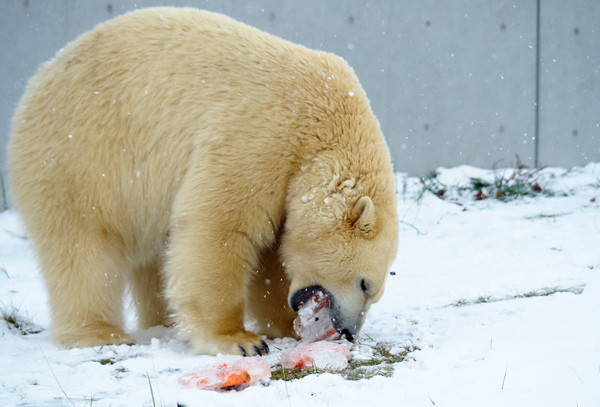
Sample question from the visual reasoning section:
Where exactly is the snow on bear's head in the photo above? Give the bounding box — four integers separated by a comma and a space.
281, 149, 398, 342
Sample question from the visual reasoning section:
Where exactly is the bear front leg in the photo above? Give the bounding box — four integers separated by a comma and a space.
247, 246, 297, 339
165, 223, 270, 356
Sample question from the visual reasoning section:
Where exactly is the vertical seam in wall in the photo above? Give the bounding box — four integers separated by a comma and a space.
534, 0, 541, 168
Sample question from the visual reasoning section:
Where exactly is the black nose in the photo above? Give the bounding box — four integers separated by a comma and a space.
339, 329, 355, 342
290, 285, 325, 311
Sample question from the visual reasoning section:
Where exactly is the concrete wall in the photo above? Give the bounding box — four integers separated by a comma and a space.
538, 0, 600, 168
1, 1, 598, 207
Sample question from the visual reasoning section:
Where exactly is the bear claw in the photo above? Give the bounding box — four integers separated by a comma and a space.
255, 340, 269, 356
238, 340, 269, 357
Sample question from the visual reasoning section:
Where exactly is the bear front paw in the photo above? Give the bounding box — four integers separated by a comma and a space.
238, 339, 270, 357
188, 331, 270, 356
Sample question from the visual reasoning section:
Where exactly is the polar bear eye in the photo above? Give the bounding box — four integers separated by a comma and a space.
360, 279, 370, 294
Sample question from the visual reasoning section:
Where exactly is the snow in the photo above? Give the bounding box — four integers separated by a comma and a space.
1, 163, 599, 406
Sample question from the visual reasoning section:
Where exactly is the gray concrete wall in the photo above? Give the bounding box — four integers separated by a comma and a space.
538, 0, 600, 169
1, 1, 599, 207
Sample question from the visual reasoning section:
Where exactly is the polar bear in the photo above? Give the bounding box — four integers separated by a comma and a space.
8, 7, 399, 355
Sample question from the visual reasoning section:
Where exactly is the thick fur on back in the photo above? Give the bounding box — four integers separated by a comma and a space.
8, 7, 398, 354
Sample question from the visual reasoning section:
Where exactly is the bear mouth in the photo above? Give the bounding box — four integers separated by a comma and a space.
290, 285, 329, 312
290, 285, 355, 342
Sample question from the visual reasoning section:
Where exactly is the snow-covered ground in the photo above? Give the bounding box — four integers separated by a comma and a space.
1, 164, 599, 406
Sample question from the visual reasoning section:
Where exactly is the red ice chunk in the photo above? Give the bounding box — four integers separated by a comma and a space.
280, 341, 351, 371
293, 290, 340, 342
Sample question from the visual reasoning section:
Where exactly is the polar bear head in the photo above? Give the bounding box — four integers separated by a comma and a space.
281, 150, 398, 341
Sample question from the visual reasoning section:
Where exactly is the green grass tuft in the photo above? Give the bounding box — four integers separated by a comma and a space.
146, 373, 156, 407
419, 171, 448, 201
452, 286, 584, 307
420, 156, 556, 203
1, 306, 42, 335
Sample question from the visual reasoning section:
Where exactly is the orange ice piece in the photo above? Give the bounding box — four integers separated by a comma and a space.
179, 357, 271, 390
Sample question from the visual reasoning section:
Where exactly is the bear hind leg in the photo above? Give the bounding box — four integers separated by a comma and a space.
130, 257, 170, 330
39, 238, 133, 348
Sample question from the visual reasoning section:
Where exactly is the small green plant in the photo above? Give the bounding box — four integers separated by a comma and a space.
451, 286, 584, 307
1, 306, 42, 335
419, 171, 448, 201
517, 287, 584, 298
469, 166, 546, 202
421, 156, 552, 203
146, 373, 157, 407
271, 365, 328, 381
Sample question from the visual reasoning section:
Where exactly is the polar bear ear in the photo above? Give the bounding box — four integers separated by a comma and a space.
350, 196, 376, 236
